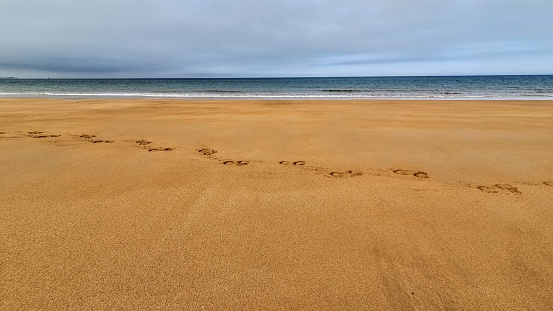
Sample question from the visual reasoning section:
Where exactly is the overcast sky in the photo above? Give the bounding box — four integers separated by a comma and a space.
1, 0, 552, 78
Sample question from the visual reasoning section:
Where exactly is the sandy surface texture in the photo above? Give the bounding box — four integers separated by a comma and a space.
1, 98, 553, 310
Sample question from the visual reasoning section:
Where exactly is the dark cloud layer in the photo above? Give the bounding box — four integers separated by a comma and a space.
1, 0, 552, 77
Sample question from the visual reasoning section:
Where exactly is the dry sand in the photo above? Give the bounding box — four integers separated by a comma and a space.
1, 98, 552, 310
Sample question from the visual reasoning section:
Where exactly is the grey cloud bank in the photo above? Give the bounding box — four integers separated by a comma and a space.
1, 0, 552, 78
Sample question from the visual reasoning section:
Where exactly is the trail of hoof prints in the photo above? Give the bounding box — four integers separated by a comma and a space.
393, 169, 429, 179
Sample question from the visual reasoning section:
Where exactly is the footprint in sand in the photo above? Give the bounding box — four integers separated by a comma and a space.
148, 147, 173, 152
196, 148, 245, 165
79, 134, 113, 143
279, 160, 305, 166
135, 139, 152, 146
0, 131, 19, 139
222, 160, 249, 166
329, 170, 364, 178
543, 181, 553, 187
28, 131, 61, 138
130, 139, 172, 151
91, 139, 114, 143
198, 148, 217, 156
393, 169, 429, 179
279, 160, 362, 178
476, 184, 521, 194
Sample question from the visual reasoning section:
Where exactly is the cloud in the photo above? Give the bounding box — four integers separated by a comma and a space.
1, 0, 552, 77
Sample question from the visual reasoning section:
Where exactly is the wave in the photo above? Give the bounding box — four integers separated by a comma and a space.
1, 91, 552, 100
205, 90, 241, 93
321, 89, 363, 93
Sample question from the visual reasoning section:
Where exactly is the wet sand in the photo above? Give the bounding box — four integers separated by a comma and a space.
1, 98, 552, 309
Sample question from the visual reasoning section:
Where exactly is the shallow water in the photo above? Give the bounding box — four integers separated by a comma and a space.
1, 75, 552, 99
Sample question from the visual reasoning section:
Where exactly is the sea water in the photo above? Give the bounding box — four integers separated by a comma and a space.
1, 75, 552, 99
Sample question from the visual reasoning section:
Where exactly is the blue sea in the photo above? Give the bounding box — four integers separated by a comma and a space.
1, 75, 552, 99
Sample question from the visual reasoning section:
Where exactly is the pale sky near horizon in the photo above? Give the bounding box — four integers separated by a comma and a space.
1, 0, 552, 78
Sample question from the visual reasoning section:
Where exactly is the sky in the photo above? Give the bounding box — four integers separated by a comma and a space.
1, 0, 552, 78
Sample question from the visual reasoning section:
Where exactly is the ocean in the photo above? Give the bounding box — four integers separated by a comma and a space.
1, 75, 552, 99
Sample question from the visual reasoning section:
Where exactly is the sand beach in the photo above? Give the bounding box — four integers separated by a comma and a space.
1, 98, 552, 309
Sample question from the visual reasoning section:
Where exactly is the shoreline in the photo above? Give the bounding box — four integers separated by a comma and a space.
2, 75, 552, 101
1, 98, 552, 309
2, 95, 553, 100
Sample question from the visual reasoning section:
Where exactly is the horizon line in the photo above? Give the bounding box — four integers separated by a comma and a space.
2, 74, 552, 80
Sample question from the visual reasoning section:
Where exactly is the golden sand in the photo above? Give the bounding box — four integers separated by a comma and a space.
1, 98, 552, 309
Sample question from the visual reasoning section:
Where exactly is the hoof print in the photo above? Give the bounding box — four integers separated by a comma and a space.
495, 184, 521, 194
477, 184, 521, 194
136, 140, 152, 145
393, 169, 429, 179
392, 169, 412, 176
148, 147, 173, 152
279, 160, 305, 166
28, 131, 60, 138
91, 140, 114, 143
413, 171, 429, 179
29, 132, 61, 138
79, 134, 112, 143
222, 160, 249, 166
330, 170, 363, 178
198, 148, 217, 156
477, 185, 500, 194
